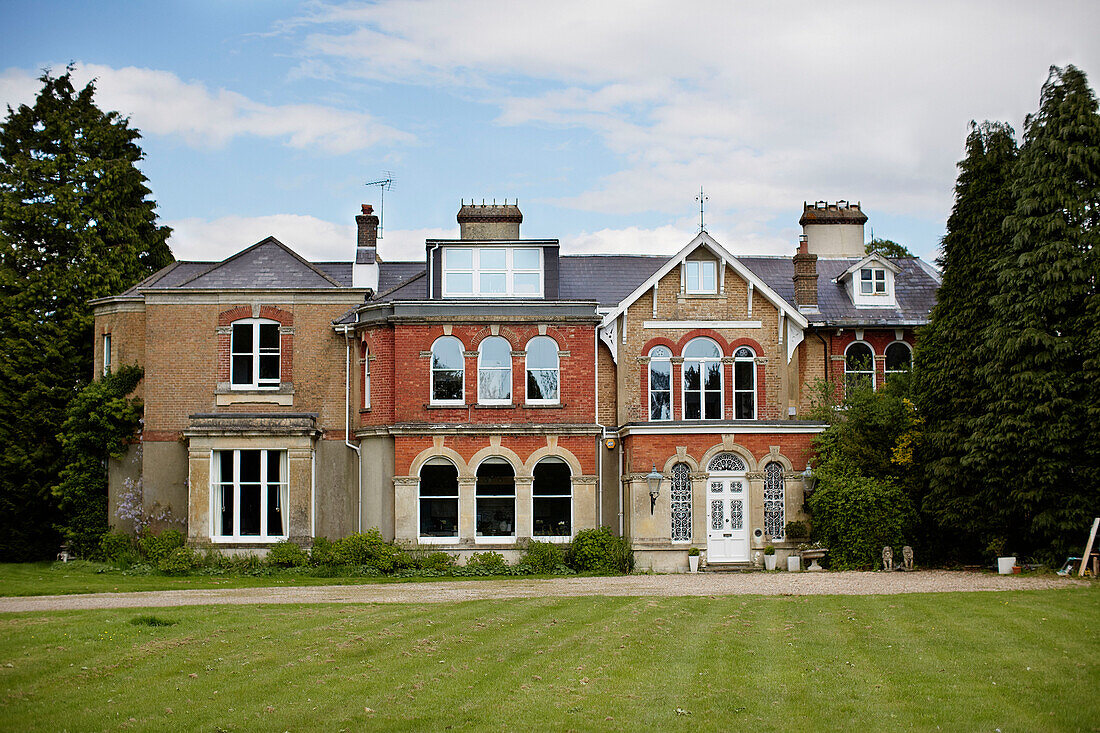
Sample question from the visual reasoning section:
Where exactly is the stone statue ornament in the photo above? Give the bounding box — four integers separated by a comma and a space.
902, 545, 914, 570
882, 545, 894, 571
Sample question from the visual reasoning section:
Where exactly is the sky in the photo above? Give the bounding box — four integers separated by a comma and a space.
1, 1, 1098, 265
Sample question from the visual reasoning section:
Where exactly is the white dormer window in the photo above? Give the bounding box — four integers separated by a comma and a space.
684, 260, 717, 294
443, 247, 543, 298
860, 268, 887, 295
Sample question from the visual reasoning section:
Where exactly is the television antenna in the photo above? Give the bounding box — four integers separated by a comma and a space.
364, 172, 395, 238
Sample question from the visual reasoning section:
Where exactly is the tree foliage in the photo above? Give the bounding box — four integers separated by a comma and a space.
865, 238, 913, 258
0, 69, 172, 560
54, 365, 144, 557
914, 121, 1019, 561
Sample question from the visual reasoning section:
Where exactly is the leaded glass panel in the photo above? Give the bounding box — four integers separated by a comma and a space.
670, 463, 692, 542
763, 462, 785, 540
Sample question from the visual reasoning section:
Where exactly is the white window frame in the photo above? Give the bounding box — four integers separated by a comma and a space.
532, 458, 573, 542
844, 341, 876, 394
525, 336, 560, 405
102, 333, 112, 376
732, 346, 757, 420
475, 458, 517, 544
418, 459, 460, 544
682, 337, 723, 420
859, 267, 888, 296
477, 336, 513, 405
442, 247, 544, 298
684, 260, 717, 294
884, 341, 912, 381
430, 336, 466, 406
210, 449, 288, 543
648, 345, 673, 421
362, 346, 371, 409
230, 318, 281, 390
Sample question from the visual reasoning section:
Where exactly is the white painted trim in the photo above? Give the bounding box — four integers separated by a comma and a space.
681, 338, 724, 421
643, 320, 762, 329
619, 423, 827, 436
835, 253, 901, 282
600, 231, 809, 330
429, 335, 466, 406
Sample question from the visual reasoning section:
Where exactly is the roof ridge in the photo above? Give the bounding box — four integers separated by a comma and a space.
176, 237, 344, 288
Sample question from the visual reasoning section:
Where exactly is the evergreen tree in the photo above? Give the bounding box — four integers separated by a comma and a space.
971, 65, 1100, 563
865, 238, 913, 258
914, 121, 1018, 561
0, 69, 172, 560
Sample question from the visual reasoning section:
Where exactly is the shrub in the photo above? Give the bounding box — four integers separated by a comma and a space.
519, 539, 564, 574
265, 541, 309, 568
99, 531, 137, 562
417, 551, 457, 573
331, 529, 400, 572
763, 544, 775, 556
808, 470, 916, 570
310, 537, 337, 566
138, 528, 185, 564
157, 546, 197, 574
688, 547, 700, 557
784, 521, 809, 541
465, 551, 509, 574
565, 526, 634, 574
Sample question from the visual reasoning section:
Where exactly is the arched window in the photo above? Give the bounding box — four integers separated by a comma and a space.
525, 336, 559, 403
231, 318, 280, 389
763, 462, 785, 540
419, 460, 458, 539
844, 342, 875, 395
683, 338, 722, 420
733, 346, 756, 419
648, 345, 672, 421
670, 463, 692, 542
431, 336, 465, 404
476, 459, 515, 538
707, 453, 747, 472
533, 458, 571, 538
478, 336, 512, 404
885, 341, 912, 381
362, 345, 371, 409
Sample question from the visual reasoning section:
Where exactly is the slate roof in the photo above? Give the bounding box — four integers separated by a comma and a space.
738, 256, 940, 326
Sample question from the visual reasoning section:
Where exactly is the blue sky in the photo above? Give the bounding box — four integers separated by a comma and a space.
2, 1, 1098, 264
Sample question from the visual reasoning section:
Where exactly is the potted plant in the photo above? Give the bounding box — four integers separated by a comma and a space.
688, 547, 700, 573
763, 544, 777, 571
799, 541, 828, 571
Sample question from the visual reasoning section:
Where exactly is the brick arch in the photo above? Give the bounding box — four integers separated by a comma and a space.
408, 445, 470, 478
524, 332, 561, 350
728, 337, 765, 357
258, 305, 293, 326
217, 305, 253, 326
640, 336, 677, 356
523, 445, 583, 476
674, 330, 730, 354
469, 328, 519, 350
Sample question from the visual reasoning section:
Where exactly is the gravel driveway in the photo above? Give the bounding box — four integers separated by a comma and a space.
0, 570, 1085, 613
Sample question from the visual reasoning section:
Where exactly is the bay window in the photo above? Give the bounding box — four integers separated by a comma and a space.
212, 449, 287, 541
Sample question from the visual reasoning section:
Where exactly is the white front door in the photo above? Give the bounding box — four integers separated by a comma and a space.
707, 476, 749, 562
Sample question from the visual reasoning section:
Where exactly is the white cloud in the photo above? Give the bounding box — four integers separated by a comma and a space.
285, 0, 1100, 240
0, 63, 413, 153
167, 214, 454, 262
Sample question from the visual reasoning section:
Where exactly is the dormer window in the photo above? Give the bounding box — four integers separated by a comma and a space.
860, 268, 887, 295
442, 247, 543, 298
684, 260, 717, 294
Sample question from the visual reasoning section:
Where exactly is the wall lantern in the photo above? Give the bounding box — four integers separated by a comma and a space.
645, 464, 663, 514
802, 464, 818, 496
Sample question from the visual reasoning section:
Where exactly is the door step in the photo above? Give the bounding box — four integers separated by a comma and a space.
704, 562, 760, 573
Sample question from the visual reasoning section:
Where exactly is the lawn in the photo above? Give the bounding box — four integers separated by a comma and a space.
0, 562, 535, 597
0, 587, 1096, 731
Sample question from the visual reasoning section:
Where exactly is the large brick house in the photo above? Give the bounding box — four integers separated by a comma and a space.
92, 200, 938, 570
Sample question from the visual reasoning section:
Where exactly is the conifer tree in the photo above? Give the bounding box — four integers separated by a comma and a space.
914, 121, 1017, 560
971, 65, 1100, 563
0, 69, 172, 560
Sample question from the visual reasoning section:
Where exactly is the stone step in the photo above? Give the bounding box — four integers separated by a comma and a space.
704, 562, 761, 573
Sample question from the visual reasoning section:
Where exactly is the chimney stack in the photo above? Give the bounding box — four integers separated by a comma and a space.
353, 204, 380, 291
799, 200, 867, 257
457, 200, 522, 240
792, 234, 819, 312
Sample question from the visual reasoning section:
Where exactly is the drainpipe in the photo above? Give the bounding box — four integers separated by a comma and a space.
344, 324, 363, 533
594, 327, 602, 528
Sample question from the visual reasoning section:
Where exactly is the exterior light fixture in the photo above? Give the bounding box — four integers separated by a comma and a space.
802, 464, 817, 496
645, 464, 663, 514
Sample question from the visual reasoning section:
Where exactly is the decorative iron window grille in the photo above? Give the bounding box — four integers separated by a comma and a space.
708, 453, 746, 472
763, 462, 785, 540
710, 500, 724, 531
670, 463, 692, 542
730, 499, 744, 530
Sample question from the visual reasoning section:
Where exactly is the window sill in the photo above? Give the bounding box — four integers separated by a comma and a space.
426, 403, 467, 409
418, 535, 459, 544
209, 536, 289, 544
473, 403, 515, 410
216, 390, 294, 406
475, 536, 517, 544
359, 408, 371, 414
523, 403, 565, 409
679, 292, 721, 299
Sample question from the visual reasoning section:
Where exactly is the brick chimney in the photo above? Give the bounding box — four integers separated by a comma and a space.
457, 200, 522, 240
353, 204, 379, 290
792, 235, 819, 312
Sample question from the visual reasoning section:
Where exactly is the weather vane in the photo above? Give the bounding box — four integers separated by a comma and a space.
364, 173, 395, 238
696, 186, 708, 231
